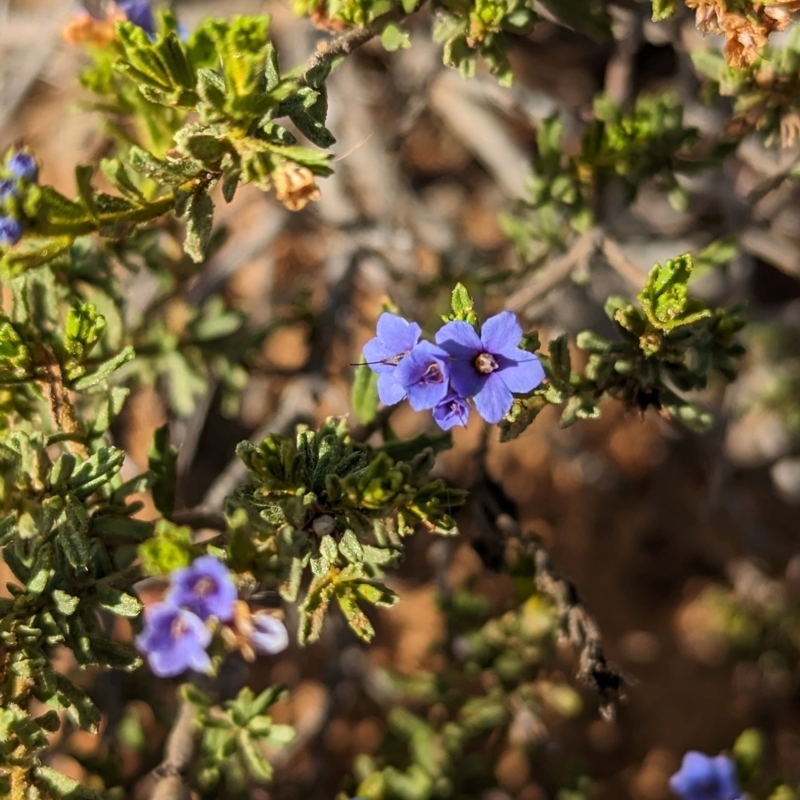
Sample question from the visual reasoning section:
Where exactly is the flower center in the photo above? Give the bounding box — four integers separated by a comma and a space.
474, 352, 498, 374
170, 617, 189, 640
193, 576, 217, 597
421, 362, 444, 384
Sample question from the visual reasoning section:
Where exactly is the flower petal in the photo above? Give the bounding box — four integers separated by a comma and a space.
377, 372, 406, 405
435, 321, 482, 355
498, 353, 545, 394
480, 311, 523, 356
449, 358, 482, 398
473, 374, 513, 423
376, 312, 421, 352
432, 394, 471, 430
362, 337, 393, 371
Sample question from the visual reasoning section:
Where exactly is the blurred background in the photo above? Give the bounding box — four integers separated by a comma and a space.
2, 0, 800, 798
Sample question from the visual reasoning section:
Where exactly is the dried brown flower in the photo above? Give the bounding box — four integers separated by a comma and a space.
273, 162, 322, 212
62, 9, 125, 47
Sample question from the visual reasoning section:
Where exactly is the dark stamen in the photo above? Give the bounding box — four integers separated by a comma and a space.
421, 363, 444, 384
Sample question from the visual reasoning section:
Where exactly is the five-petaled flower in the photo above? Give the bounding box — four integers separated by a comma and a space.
362, 312, 422, 405
168, 555, 238, 622
394, 340, 452, 411
433, 392, 471, 430
669, 752, 741, 800
436, 311, 545, 424
136, 604, 212, 677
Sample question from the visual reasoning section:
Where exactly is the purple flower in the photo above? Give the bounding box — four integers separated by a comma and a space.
250, 612, 290, 655
435, 311, 545, 424
168, 556, 237, 622
0, 217, 23, 247
135, 603, 211, 677
0, 179, 16, 203
669, 752, 741, 800
117, 0, 157, 36
394, 340, 451, 411
362, 313, 422, 405
432, 392, 470, 430
6, 153, 37, 182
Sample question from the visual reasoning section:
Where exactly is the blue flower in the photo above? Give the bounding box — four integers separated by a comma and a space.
135, 603, 211, 677
394, 340, 452, 411
0, 217, 23, 247
0, 179, 16, 203
436, 311, 545, 424
362, 312, 422, 405
6, 152, 37, 182
117, 0, 157, 37
432, 392, 470, 430
168, 556, 237, 622
669, 752, 741, 800
250, 612, 290, 655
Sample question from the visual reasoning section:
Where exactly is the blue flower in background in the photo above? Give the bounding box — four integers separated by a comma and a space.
436, 311, 545, 424
362, 312, 422, 405
394, 340, 451, 411
669, 752, 741, 800
116, 0, 157, 37
136, 604, 212, 677
432, 391, 470, 430
0, 179, 16, 203
168, 556, 237, 622
0, 217, 23, 247
6, 152, 37, 182
250, 612, 290, 655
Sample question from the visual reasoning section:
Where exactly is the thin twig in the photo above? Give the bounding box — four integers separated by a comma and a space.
302, 3, 423, 77
506, 227, 603, 313
149, 698, 197, 800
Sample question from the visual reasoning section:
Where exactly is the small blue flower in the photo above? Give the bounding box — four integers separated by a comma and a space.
168, 556, 237, 622
394, 340, 451, 411
135, 603, 211, 677
117, 0, 157, 37
436, 311, 545, 424
669, 752, 741, 800
6, 152, 37, 182
0, 216, 23, 247
432, 392, 470, 430
250, 612, 290, 655
0, 179, 16, 203
362, 312, 422, 406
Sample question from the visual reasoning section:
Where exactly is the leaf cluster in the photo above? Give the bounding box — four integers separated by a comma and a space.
184, 684, 296, 791
500, 254, 746, 440
231, 418, 466, 642
503, 95, 708, 258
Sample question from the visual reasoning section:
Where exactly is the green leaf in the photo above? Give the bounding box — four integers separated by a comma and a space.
33, 765, 103, 800
95, 585, 142, 617
52, 589, 80, 616
381, 23, 411, 52
63, 303, 107, 377
352, 363, 379, 423
72, 346, 135, 391
651, 0, 676, 21
55, 496, 91, 574
445, 282, 478, 325
183, 190, 214, 263
138, 519, 193, 576
148, 424, 177, 516
67, 447, 125, 498
0, 318, 31, 379
639, 254, 697, 330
